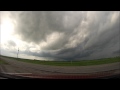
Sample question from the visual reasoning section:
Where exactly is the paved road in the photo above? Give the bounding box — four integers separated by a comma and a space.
0, 57, 120, 78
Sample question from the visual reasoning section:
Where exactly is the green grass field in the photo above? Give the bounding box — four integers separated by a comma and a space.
0, 59, 8, 64
1, 55, 120, 66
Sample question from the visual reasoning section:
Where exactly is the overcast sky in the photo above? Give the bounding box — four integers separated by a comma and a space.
0, 11, 120, 61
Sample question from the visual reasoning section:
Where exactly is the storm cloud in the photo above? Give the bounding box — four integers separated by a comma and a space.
1, 11, 120, 60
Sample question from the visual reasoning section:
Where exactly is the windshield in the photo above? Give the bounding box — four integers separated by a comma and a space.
0, 11, 120, 79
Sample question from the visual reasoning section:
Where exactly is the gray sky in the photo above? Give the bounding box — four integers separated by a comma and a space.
0, 11, 120, 61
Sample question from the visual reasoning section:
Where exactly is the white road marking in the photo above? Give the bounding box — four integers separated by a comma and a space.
1, 72, 32, 74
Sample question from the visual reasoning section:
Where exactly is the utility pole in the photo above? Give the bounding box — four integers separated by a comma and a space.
17, 48, 19, 58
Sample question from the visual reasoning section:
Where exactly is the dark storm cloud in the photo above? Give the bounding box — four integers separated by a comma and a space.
5, 11, 120, 60
113, 50, 120, 55
9, 11, 84, 50
10, 12, 76, 42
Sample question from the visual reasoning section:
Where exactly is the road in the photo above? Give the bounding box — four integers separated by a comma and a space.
0, 56, 120, 79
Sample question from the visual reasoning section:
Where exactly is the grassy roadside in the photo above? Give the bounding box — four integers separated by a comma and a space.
1, 55, 120, 66
0, 59, 8, 64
